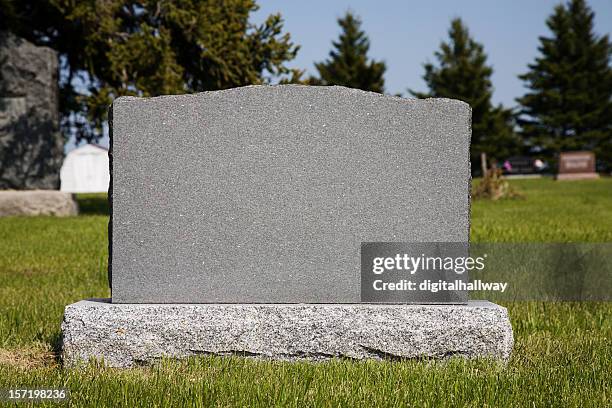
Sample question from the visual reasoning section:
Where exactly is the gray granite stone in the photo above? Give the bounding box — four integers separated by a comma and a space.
110, 85, 471, 303
0, 190, 77, 216
61, 299, 512, 367
0, 32, 62, 190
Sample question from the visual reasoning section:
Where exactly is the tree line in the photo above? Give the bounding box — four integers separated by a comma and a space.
2, 0, 611, 171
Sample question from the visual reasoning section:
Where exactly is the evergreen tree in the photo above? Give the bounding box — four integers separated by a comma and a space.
4, 0, 299, 143
517, 0, 612, 168
312, 12, 385, 93
411, 18, 518, 173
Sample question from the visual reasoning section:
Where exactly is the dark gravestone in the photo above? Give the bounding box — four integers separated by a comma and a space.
0, 32, 63, 189
109, 86, 471, 303
557, 151, 598, 180
504, 156, 536, 175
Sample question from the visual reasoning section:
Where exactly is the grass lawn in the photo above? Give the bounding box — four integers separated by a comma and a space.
0, 178, 610, 407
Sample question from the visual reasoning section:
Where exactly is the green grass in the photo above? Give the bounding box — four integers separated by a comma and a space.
0, 179, 611, 407
471, 178, 612, 242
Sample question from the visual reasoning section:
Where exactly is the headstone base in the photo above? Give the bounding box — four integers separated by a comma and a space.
556, 173, 599, 180
0, 190, 78, 216
62, 299, 513, 367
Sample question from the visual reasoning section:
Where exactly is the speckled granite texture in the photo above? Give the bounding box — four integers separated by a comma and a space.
62, 300, 513, 367
109, 85, 471, 303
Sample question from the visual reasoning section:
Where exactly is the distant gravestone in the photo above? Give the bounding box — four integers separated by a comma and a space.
0, 31, 63, 190
0, 190, 77, 216
62, 86, 513, 367
505, 156, 536, 175
557, 151, 598, 180
60, 144, 110, 193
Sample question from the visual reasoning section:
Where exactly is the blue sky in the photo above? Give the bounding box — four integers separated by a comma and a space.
253, 0, 612, 107
72, 0, 611, 151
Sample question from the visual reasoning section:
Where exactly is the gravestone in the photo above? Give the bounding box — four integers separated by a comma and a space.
557, 151, 599, 180
109, 86, 470, 304
62, 85, 513, 367
504, 156, 537, 175
0, 31, 63, 190
0, 190, 77, 216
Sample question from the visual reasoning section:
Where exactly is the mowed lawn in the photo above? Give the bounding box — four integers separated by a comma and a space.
0, 178, 610, 407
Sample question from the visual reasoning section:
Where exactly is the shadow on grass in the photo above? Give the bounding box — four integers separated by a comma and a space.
51, 331, 63, 365
75, 193, 109, 215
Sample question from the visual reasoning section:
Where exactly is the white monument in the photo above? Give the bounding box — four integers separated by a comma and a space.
60, 144, 109, 193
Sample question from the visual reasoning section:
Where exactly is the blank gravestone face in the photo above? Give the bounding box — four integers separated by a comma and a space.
110, 85, 471, 303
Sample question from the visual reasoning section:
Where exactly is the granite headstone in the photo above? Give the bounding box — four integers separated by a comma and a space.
504, 156, 537, 175
62, 85, 514, 367
0, 31, 63, 190
109, 85, 471, 303
557, 151, 598, 180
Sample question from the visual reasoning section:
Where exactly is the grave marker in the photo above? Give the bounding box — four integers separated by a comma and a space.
557, 151, 598, 180
62, 86, 513, 367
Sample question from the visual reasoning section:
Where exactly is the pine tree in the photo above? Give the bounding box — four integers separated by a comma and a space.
411, 18, 519, 173
5, 0, 300, 143
312, 12, 385, 93
517, 0, 612, 168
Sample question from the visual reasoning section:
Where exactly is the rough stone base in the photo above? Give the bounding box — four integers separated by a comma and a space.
61, 299, 513, 368
556, 172, 599, 180
0, 190, 78, 216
